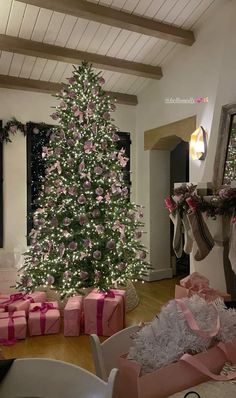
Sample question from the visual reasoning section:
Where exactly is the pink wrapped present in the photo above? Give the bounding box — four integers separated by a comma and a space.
0, 308, 5, 313
28, 301, 60, 336
117, 339, 236, 398
175, 272, 231, 302
0, 291, 47, 314
84, 289, 125, 337
64, 296, 83, 336
0, 311, 27, 344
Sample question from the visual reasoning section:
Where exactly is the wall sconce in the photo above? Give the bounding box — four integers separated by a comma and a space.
190, 126, 207, 160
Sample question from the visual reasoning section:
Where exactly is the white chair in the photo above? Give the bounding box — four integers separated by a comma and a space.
0, 358, 118, 398
90, 324, 140, 381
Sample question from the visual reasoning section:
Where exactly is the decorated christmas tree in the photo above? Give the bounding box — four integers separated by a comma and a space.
19, 62, 148, 297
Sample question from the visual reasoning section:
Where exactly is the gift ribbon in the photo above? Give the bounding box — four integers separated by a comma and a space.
175, 299, 220, 339
181, 342, 236, 381
0, 293, 34, 311
29, 302, 57, 335
96, 290, 125, 335
0, 313, 25, 345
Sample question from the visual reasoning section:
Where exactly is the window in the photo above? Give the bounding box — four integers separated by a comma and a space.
26, 127, 131, 241
26, 122, 51, 240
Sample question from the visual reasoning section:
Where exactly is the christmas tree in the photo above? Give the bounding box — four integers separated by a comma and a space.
19, 62, 148, 297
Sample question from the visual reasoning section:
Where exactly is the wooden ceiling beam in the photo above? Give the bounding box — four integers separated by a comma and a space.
19, 0, 195, 45
0, 75, 138, 106
0, 34, 162, 79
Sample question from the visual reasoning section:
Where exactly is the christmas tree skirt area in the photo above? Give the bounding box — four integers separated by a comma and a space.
40, 279, 139, 313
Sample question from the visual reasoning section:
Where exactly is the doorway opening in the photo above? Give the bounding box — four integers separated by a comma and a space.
170, 140, 190, 276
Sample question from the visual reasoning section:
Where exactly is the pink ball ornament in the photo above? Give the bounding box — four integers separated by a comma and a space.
64, 270, 72, 279
95, 187, 103, 196
78, 214, 87, 225
103, 112, 110, 121
33, 127, 40, 134
83, 181, 91, 190
78, 194, 86, 204
139, 251, 147, 260
68, 241, 78, 250
106, 239, 116, 250
63, 217, 71, 226
93, 250, 102, 260
98, 77, 105, 85
80, 271, 88, 280
92, 208, 100, 218
94, 166, 103, 175
47, 275, 55, 285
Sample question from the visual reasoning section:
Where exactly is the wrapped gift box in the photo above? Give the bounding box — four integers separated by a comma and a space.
28, 301, 60, 336
84, 289, 125, 337
175, 272, 231, 302
0, 311, 27, 341
116, 339, 236, 398
64, 296, 83, 336
0, 291, 46, 314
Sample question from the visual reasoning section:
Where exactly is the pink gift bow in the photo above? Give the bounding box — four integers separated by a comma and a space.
176, 299, 220, 339
0, 293, 34, 311
180, 273, 225, 302
29, 302, 59, 335
0, 313, 26, 346
96, 290, 125, 335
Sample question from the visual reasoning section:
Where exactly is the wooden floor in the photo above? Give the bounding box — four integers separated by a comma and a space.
1, 278, 178, 373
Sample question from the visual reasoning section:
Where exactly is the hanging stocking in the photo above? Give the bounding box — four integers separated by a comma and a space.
182, 212, 193, 254
187, 210, 214, 261
229, 215, 236, 273
169, 210, 183, 258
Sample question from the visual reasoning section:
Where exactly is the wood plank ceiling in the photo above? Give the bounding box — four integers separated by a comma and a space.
0, 0, 216, 104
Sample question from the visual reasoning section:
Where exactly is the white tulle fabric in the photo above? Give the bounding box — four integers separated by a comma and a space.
128, 296, 236, 374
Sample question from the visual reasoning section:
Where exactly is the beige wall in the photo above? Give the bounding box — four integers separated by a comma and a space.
135, 0, 235, 289
0, 89, 136, 273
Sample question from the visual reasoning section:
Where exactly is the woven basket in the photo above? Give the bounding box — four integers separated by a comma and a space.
39, 280, 139, 313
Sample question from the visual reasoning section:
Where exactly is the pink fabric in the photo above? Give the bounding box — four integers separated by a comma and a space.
28, 301, 60, 336
117, 339, 236, 398
0, 291, 46, 314
0, 311, 26, 342
175, 299, 220, 339
64, 296, 83, 336
175, 273, 231, 302
84, 289, 125, 336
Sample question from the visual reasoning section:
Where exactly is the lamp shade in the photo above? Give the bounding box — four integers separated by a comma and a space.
190, 126, 207, 160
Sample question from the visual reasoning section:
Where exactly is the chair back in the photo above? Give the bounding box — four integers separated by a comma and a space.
0, 358, 118, 398
90, 324, 140, 381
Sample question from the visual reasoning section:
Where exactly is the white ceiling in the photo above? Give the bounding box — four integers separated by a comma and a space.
0, 0, 216, 96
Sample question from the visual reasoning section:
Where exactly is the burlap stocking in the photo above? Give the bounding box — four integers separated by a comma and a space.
229, 216, 236, 273
182, 213, 193, 254
170, 210, 183, 258
187, 210, 214, 261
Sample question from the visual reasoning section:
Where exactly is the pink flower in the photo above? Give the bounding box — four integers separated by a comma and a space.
139, 251, 147, 260
95, 187, 103, 196
103, 112, 110, 120
47, 275, 55, 285
96, 225, 104, 234
84, 141, 95, 153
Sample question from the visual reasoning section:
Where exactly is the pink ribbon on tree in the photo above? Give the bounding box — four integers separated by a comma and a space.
29, 302, 57, 335
0, 313, 25, 346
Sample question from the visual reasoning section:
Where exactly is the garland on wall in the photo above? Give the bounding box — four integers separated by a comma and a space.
0, 118, 52, 143
165, 184, 236, 219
